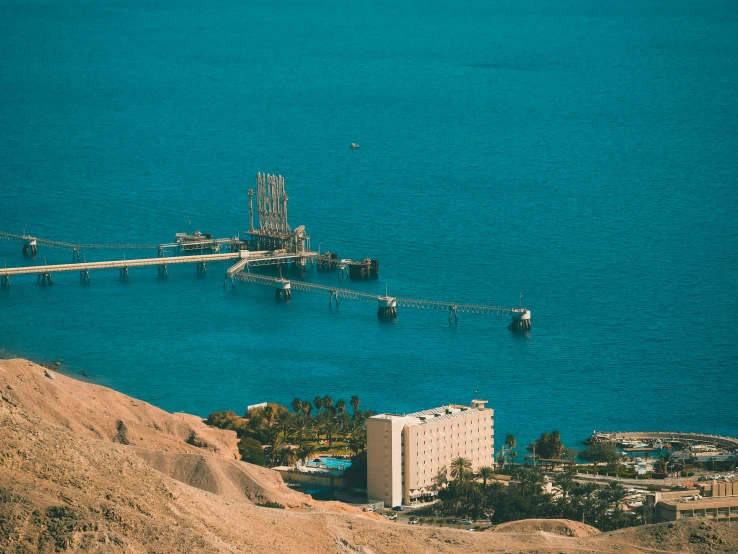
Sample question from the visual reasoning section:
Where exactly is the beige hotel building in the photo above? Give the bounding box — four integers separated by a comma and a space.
367, 400, 494, 507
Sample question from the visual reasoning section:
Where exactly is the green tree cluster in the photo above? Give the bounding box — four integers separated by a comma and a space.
205, 395, 373, 468
436, 455, 642, 533
579, 443, 619, 474
528, 430, 564, 460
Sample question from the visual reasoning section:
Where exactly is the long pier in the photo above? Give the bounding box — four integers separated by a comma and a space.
0, 253, 242, 285
233, 272, 529, 323
0, 231, 160, 251
0, 250, 323, 285
0, 231, 243, 260
1, 172, 532, 331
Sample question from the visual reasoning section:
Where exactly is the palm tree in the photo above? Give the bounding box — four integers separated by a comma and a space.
266, 430, 284, 467
486, 481, 506, 507
509, 450, 518, 467
505, 433, 516, 453
276, 446, 296, 467
336, 399, 346, 415
296, 442, 317, 464
515, 467, 544, 496
435, 466, 448, 489
323, 417, 338, 443
337, 411, 350, 440
582, 482, 599, 498
322, 395, 334, 411
350, 395, 361, 412
553, 472, 574, 499
450, 457, 472, 481
606, 481, 627, 508
276, 410, 292, 437
477, 466, 494, 488
291, 413, 313, 444
634, 504, 650, 525
315, 410, 331, 440
313, 396, 323, 413
291, 398, 303, 413
301, 400, 312, 416
497, 452, 507, 470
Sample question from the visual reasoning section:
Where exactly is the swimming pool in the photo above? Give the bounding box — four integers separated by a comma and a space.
307, 457, 352, 470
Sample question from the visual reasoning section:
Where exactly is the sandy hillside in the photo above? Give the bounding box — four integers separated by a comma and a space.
2, 357, 738, 554
489, 519, 600, 537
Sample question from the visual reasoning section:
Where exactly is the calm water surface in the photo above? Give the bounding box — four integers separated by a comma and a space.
1, 0, 737, 449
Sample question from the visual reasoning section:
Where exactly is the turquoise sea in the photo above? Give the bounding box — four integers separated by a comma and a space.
1, 0, 737, 450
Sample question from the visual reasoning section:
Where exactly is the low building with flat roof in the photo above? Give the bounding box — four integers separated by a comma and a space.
653, 496, 738, 523
646, 481, 738, 523
367, 399, 494, 507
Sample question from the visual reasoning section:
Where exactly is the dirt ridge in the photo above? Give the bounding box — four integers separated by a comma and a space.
2, 357, 737, 553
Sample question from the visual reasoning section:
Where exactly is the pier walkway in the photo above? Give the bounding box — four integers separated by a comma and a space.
0, 250, 322, 286
233, 272, 526, 320
0, 253, 240, 283
0, 231, 243, 259
0, 231, 161, 251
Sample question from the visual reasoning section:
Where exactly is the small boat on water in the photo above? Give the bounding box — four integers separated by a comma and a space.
349, 143, 360, 149
620, 440, 649, 449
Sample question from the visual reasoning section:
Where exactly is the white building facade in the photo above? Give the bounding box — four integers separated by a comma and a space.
367, 400, 494, 507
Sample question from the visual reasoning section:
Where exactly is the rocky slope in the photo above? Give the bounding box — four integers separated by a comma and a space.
1, 357, 737, 553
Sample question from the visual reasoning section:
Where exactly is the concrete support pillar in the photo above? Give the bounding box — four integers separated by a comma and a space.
328, 290, 339, 307
377, 296, 397, 319
158, 264, 168, 278
23, 237, 37, 257
79, 270, 90, 283
509, 310, 531, 331
275, 280, 291, 300
119, 267, 129, 281
1, 275, 9, 288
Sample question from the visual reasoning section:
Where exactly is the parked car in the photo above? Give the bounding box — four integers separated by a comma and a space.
458, 519, 473, 525
392, 506, 404, 512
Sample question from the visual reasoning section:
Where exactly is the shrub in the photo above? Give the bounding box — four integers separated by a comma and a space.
186, 431, 209, 449
116, 420, 130, 445
238, 437, 268, 466
256, 501, 284, 509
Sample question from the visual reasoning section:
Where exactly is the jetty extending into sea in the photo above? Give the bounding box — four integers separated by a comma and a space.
1, 173, 531, 329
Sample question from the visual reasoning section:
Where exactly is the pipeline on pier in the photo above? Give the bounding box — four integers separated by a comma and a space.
1, 173, 531, 331
232, 271, 530, 328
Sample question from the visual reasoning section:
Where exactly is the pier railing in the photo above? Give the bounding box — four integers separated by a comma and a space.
0, 231, 161, 250
0, 253, 240, 276
234, 273, 520, 315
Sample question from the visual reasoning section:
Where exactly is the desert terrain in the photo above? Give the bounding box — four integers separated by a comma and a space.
1, 357, 736, 553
